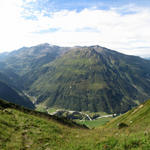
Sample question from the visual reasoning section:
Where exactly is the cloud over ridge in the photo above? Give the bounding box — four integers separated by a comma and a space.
0, 0, 150, 57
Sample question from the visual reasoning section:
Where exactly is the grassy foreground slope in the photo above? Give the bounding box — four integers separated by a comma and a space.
107, 99, 150, 130
0, 99, 93, 150
1, 98, 150, 150
104, 99, 150, 149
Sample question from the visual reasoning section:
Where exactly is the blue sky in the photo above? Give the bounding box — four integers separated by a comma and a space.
22, 0, 150, 18
0, 0, 150, 57
23, 0, 150, 11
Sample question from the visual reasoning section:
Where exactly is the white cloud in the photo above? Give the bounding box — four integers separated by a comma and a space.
25, 0, 36, 3
0, 1, 150, 57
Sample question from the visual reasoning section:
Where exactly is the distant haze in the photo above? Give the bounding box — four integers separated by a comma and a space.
0, 0, 150, 57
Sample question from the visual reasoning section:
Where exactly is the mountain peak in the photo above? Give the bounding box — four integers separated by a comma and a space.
36, 43, 60, 48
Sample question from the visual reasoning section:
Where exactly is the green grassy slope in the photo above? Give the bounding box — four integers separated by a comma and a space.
98, 99, 150, 149
106, 99, 150, 130
1, 98, 150, 149
0, 99, 93, 150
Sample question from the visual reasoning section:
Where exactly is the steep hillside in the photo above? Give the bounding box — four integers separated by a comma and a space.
1, 98, 150, 149
0, 81, 34, 109
1, 44, 150, 113
106, 99, 150, 129
28, 46, 150, 113
0, 68, 23, 89
0, 99, 92, 150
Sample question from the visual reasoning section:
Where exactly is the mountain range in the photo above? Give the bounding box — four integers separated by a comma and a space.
0, 43, 150, 113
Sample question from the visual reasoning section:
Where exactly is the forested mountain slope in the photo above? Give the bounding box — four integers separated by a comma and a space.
1, 44, 150, 113
27, 46, 150, 113
0, 81, 34, 109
